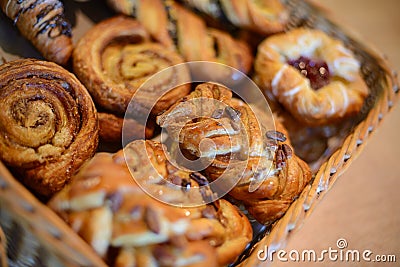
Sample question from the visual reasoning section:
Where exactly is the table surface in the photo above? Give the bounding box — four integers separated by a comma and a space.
270, 0, 400, 266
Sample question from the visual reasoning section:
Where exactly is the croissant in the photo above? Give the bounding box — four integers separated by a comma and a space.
0, 0, 73, 65
180, 0, 289, 35
157, 83, 312, 224
254, 28, 369, 126
107, 0, 253, 74
0, 59, 98, 197
73, 16, 191, 144
49, 140, 253, 266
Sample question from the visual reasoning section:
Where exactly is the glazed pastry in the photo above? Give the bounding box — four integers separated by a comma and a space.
0, 59, 98, 197
107, 0, 253, 74
254, 28, 369, 126
73, 16, 191, 143
49, 140, 253, 266
0, 0, 73, 65
157, 83, 312, 224
180, 0, 288, 35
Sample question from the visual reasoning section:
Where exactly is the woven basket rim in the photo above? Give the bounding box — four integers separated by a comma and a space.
240, 1, 400, 266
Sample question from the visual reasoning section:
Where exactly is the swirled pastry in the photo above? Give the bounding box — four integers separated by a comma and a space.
0, 59, 98, 196
0, 0, 73, 65
73, 16, 191, 144
49, 140, 252, 266
254, 28, 369, 126
180, 0, 288, 35
157, 83, 312, 224
106, 0, 253, 74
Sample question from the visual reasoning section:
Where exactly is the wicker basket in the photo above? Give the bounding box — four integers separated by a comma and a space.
0, 0, 398, 266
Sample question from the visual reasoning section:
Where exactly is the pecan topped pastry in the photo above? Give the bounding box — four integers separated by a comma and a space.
157, 83, 312, 224
49, 140, 252, 266
254, 28, 369, 126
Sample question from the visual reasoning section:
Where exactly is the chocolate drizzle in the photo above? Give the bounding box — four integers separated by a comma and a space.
13, 0, 72, 38
164, 1, 179, 47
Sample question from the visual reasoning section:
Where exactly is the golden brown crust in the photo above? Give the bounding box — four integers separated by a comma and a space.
73, 16, 190, 115
0, 0, 73, 65
0, 59, 98, 197
97, 112, 155, 145
255, 28, 369, 126
49, 140, 252, 266
182, 0, 289, 34
73, 16, 191, 143
157, 83, 312, 224
107, 0, 253, 74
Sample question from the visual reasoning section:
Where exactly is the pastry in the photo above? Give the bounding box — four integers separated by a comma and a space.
0, 59, 98, 197
0, 0, 73, 65
254, 28, 369, 125
106, 0, 253, 74
97, 112, 155, 145
157, 83, 312, 224
73, 16, 191, 144
49, 140, 253, 266
180, 0, 289, 35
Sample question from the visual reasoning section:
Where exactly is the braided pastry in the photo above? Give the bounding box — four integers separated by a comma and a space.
107, 0, 253, 74
0, 59, 98, 197
0, 0, 72, 65
180, 0, 288, 35
73, 16, 191, 144
49, 139, 253, 266
157, 83, 312, 224
254, 28, 369, 126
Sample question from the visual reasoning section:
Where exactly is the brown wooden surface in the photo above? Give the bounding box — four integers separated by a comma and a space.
270, 0, 400, 266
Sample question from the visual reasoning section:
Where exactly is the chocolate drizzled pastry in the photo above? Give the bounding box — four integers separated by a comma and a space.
0, 0, 73, 65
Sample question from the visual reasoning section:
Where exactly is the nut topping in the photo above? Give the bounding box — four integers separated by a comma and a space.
266, 130, 287, 142
224, 106, 241, 122
145, 207, 161, 234
211, 108, 224, 119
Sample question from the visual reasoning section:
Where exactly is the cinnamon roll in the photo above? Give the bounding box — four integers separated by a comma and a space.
73, 16, 191, 144
106, 0, 253, 74
254, 28, 369, 126
49, 140, 253, 266
157, 83, 312, 225
0, 59, 98, 197
0, 0, 73, 65
180, 0, 289, 35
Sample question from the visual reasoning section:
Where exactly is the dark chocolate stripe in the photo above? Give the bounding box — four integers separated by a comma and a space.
163, 1, 179, 47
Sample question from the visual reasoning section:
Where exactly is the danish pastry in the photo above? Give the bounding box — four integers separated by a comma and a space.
0, 59, 98, 197
254, 28, 369, 125
49, 140, 253, 266
73, 16, 191, 144
180, 0, 289, 35
106, 0, 253, 74
157, 83, 312, 224
0, 0, 73, 65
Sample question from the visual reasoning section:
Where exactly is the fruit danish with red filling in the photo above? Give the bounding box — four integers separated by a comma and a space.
254, 28, 369, 126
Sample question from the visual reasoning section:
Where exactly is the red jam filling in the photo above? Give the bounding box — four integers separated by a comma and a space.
287, 56, 330, 90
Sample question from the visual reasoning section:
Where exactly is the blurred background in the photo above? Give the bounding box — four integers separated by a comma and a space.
271, 0, 400, 266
